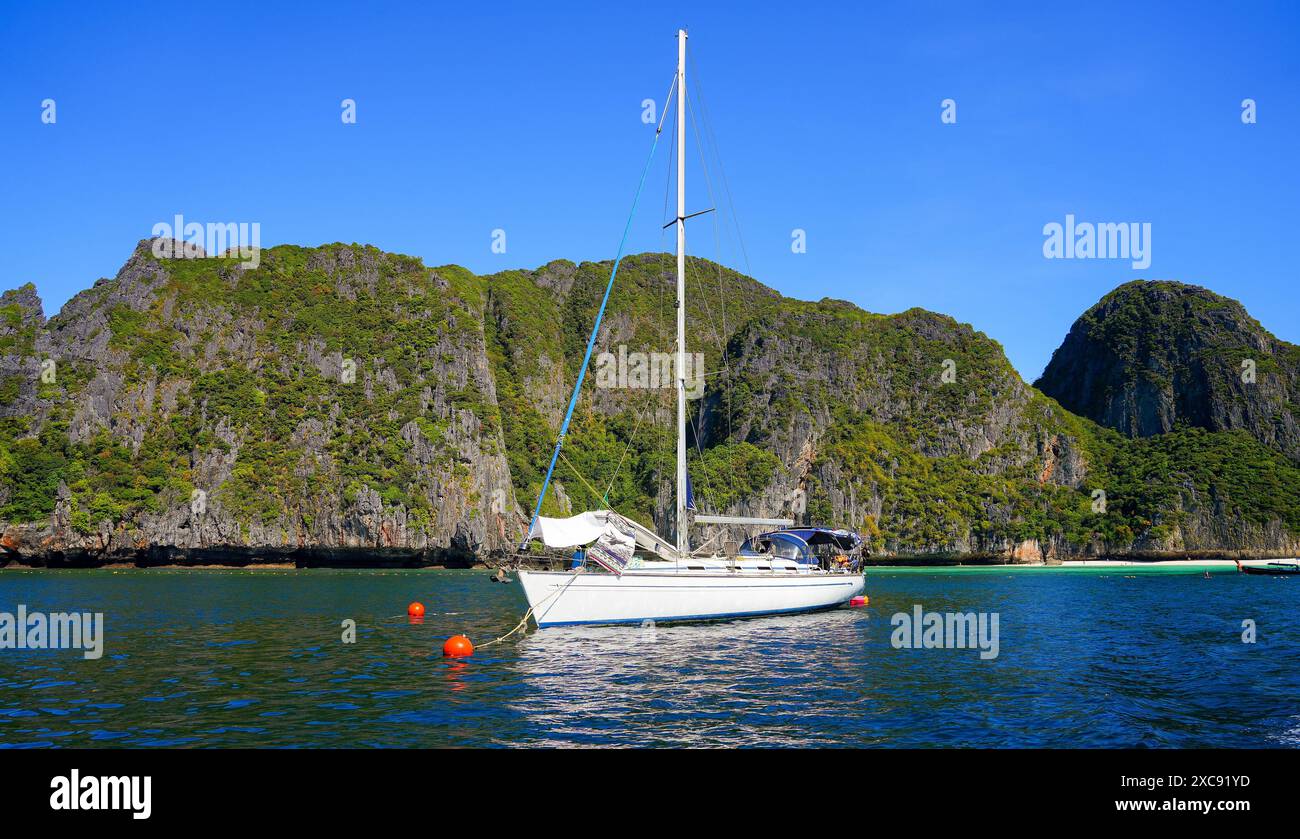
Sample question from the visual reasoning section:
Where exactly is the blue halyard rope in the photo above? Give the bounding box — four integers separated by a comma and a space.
521, 130, 662, 548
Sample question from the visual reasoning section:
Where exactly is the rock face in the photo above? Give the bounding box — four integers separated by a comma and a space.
1, 241, 521, 567
1036, 280, 1300, 461
2, 246, 1300, 566
696, 302, 1092, 559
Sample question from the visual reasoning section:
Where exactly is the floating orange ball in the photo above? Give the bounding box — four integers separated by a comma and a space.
442, 634, 474, 657
407, 602, 425, 617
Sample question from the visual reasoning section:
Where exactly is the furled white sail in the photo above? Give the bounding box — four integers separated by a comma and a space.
526, 510, 681, 563
526, 511, 615, 549
525, 510, 639, 574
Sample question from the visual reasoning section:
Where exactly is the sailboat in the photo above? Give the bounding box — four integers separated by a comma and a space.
516, 30, 866, 627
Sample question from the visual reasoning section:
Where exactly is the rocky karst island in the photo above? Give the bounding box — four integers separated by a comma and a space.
2, 240, 1299, 567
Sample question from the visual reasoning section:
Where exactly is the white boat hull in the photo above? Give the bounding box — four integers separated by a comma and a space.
517, 568, 865, 627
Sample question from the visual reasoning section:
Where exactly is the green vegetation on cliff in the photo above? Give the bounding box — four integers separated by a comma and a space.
2, 243, 497, 540
2, 245, 1299, 559
1036, 279, 1300, 461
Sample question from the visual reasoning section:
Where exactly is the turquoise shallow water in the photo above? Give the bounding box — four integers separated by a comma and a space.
0, 567, 1296, 747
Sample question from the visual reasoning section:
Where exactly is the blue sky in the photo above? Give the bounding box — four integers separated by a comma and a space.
1, 0, 1296, 380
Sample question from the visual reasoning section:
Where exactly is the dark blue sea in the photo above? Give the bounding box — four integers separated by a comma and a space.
0, 566, 1296, 747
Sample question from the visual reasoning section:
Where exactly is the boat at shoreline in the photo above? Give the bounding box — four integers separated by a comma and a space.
1236, 559, 1300, 576
515, 30, 865, 627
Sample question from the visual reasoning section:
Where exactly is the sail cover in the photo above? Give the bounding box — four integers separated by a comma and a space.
525, 510, 640, 573
589, 520, 636, 574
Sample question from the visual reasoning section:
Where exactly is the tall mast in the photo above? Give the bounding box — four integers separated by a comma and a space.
674, 28, 689, 555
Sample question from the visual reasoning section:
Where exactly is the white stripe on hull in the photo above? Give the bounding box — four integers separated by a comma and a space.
517, 569, 865, 627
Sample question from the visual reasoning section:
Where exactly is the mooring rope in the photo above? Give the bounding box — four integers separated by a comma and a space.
475, 567, 586, 649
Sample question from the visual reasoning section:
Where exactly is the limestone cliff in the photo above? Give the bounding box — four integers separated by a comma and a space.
3, 245, 1298, 566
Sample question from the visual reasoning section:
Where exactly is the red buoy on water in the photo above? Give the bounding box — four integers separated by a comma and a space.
443, 635, 474, 658
850, 595, 869, 608
408, 602, 425, 617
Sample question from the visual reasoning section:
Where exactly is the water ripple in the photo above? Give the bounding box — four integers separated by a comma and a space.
0, 568, 1296, 747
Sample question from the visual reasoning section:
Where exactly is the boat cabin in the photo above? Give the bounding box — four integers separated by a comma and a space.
738, 527, 864, 571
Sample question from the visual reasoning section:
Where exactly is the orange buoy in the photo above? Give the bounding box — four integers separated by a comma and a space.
850, 595, 869, 607
407, 602, 425, 617
442, 635, 474, 658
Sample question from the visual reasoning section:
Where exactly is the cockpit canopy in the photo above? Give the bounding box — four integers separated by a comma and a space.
739, 527, 863, 565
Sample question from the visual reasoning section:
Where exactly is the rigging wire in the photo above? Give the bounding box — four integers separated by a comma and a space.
690, 45, 751, 523
587, 72, 680, 517
681, 49, 747, 518
560, 450, 613, 513
687, 41, 754, 279
692, 52, 750, 522
521, 85, 669, 548
654, 80, 679, 533
600, 405, 647, 506
583, 72, 680, 522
